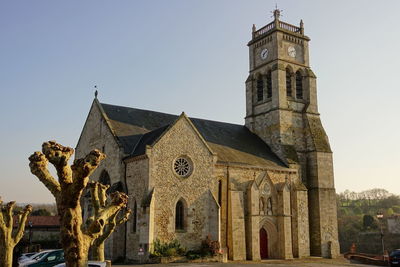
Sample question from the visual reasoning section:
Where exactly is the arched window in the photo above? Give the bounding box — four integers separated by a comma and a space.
175, 200, 185, 231
286, 69, 292, 97
256, 77, 264, 102
266, 71, 272, 98
132, 200, 137, 233
259, 197, 266, 215
296, 71, 303, 99
267, 197, 273, 215
99, 170, 111, 186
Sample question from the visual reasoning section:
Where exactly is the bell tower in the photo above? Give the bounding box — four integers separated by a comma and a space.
245, 9, 340, 258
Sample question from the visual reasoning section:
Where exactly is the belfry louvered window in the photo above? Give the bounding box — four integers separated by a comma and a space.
286, 69, 292, 97
296, 71, 303, 99
257, 77, 264, 101
266, 71, 272, 98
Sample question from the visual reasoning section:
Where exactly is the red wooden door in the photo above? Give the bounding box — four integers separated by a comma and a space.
259, 228, 268, 259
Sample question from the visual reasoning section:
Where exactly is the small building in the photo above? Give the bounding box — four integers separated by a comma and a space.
14, 216, 60, 249
387, 215, 400, 234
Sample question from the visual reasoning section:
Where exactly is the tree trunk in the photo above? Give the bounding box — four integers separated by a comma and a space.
0, 245, 13, 267
92, 242, 105, 262
59, 204, 90, 267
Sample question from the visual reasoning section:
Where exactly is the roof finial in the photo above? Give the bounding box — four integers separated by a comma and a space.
300, 19, 304, 34
252, 24, 256, 33
272, 4, 282, 21
94, 85, 98, 99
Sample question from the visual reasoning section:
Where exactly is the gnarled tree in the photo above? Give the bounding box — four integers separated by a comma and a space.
0, 198, 32, 267
29, 141, 129, 267
87, 182, 131, 261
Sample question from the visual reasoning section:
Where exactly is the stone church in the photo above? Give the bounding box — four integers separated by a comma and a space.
76, 10, 340, 262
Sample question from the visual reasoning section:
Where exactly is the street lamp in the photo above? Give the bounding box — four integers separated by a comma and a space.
376, 212, 385, 256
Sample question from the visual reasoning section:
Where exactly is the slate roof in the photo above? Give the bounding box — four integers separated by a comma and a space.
100, 102, 286, 168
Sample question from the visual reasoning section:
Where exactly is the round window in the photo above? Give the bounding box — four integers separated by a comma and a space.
173, 157, 193, 178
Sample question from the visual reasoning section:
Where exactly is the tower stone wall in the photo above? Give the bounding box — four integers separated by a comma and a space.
244, 12, 340, 258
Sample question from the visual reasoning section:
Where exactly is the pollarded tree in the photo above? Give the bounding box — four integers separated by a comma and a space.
29, 141, 129, 267
87, 182, 131, 261
0, 198, 32, 267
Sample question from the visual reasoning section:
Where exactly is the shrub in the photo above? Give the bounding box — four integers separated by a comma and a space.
200, 235, 220, 256
152, 239, 186, 257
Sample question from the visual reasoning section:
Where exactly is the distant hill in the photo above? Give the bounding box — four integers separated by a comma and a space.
337, 188, 400, 254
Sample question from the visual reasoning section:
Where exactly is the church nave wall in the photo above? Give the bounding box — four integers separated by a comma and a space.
147, 116, 218, 250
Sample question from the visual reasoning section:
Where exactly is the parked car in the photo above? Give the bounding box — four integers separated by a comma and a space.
18, 253, 37, 264
54, 262, 106, 267
19, 249, 64, 267
390, 249, 400, 266
19, 250, 55, 265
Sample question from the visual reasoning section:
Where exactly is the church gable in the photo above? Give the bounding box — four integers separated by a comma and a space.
75, 99, 125, 192
148, 113, 215, 191
146, 114, 218, 247
76, 99, 121, 158
150, 113, 215, 157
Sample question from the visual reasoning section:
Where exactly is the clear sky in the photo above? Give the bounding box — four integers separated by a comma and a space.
1, 0, 399, 203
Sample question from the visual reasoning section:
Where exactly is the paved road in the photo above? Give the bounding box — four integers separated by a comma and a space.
114, 258, 374, 267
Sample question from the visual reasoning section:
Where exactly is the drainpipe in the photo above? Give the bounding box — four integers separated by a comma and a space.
226, 165, 230, 257
123, 161, 128, 262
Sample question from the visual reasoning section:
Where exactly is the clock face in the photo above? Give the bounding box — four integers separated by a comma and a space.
260, 48, 269, 60
288, 46, 296, 58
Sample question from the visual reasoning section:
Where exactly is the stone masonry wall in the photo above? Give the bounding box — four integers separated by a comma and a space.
148, 116, 218, 251
214, 164, 305, 260
75, 100, 126, 261
125, 157, 149, 261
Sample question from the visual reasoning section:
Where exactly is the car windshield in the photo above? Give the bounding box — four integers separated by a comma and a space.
390, 250, 400, 257
32, 251, 50, 260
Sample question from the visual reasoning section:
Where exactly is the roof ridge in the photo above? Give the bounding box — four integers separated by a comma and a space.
100, 102, 244, 127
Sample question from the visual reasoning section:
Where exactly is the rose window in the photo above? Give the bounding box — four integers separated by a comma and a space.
173, 157, 192, 177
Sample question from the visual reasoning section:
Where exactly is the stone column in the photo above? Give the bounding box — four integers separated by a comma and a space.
291, 183, 310, 258
277, 183, 293, 259
228, 190, 247, 261
246, 182, 260, 260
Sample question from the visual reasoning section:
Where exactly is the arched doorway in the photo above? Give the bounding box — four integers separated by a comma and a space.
259, 228, 268, 259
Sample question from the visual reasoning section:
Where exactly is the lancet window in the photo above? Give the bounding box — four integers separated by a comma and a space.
266, 70, 272, 98
286, 69, 292, 97
296, 71, 303, 99
267, 197, 273, 215
175, 200, 185, 231
257, 76, 264, 101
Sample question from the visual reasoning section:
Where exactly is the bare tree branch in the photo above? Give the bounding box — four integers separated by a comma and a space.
0, 199, 32, 267
28, 151, 61, 197
13, 205, 32, 244
42, 141, 74, 185
71, 150, 106, 200
4, 201, 15, 229
88, 182, 109, 218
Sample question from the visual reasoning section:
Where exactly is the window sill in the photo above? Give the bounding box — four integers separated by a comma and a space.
287, 96, 306, 103
255, 98, 272, 105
